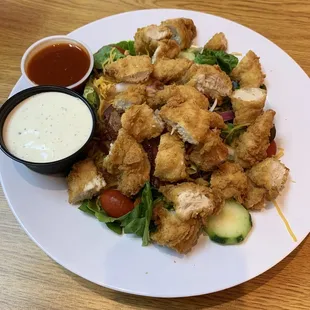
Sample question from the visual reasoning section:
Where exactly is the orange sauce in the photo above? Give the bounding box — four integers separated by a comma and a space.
26, 43, 90, 87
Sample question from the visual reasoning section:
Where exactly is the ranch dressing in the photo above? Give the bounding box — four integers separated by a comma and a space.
3, 92, 93, 163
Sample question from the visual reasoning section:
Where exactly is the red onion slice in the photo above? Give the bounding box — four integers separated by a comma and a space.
218, 110, 235, 122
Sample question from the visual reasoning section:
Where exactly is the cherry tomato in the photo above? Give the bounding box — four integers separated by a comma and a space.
267, 140, 277, 157
100, 189, 134, 218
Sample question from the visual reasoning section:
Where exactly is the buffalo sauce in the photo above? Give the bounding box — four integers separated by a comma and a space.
26, 43, 90, 87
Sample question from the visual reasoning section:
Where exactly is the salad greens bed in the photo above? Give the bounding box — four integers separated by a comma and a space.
80, 182, 157, 246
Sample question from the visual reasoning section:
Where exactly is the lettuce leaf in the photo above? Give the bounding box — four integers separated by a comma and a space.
221, 123, 249, 145
83, 81, 99, 109
78, 182, 154, 246
93, 45, 124, 69
194, 49, 238, 74
114, 40, 136, 56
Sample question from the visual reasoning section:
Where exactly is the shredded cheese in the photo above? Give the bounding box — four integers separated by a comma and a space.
275, 147, 285, 159
272, 200, 297, 242
93, 76, 116, 119
231, 52, 243, 56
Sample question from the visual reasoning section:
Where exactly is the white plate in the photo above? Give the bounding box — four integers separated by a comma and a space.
1, 9, 309, 298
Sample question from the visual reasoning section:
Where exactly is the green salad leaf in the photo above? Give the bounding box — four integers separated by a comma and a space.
194, 49, 239, 74
79, 201, 95, 215
93, 45, 124, 69
194, 51, 218, 66
83, 81, 99, 110
106, 222, 122, 235
114, 40, 136, 56
78, 182, 155, 246
221, 123, 249, 145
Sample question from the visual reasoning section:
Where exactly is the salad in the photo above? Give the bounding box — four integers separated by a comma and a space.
67, 18, 291, 253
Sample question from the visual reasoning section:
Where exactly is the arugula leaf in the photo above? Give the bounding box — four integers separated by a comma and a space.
78, 182, 155, 246
123, 218, 145, 236
83, 81, 99, 110
194, 49, 238, 74
114, 40, 136, 56
221, 123, 249, 145
93, 45, 124, 69
95, 210, 128, 223
106, 222, 122, 235
141, 182, 153, 246
87, 199, 101, 213
79, 201, 95, 216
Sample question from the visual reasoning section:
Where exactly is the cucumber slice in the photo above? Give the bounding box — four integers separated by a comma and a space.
206, 200, 252, 245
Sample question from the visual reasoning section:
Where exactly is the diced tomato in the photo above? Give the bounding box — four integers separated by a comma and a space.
99, 190, 134, 218
267, 140, 277, 157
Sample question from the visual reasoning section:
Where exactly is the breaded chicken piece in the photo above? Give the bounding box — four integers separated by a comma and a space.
103, 129, 150, 196
159, 97, 211, 144
208, 112, 226, 129
247, 157, 289, 200
154, 133, 188, 182
147, 85, 209, 110
189, 130, 228, 171
234, 110, 275, 168
160, 18, 197, 50
152, 58, 193, 84
204, 32, 228, 51
134, 24, 172, 55
151, 203, 202, 254
231, 87, 267, 125
210, 162, 248, 203
151, 39, 181, 63
121, 103, 164, 142
67, 159, 106, 204
160, 182, 224, 221
105, 55, 153, 83
187, 65, 233, 99
230, 50, 265, 88
244, 178, 267, 210
112, 84, 146, 112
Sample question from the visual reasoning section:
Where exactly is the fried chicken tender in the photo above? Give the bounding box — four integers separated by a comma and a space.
247, 157, 289, 200
159, 97, 216, 144
112, 84, 146, 112
234, 109, 275, 168
210, 162, 248, 203
189, 130, 228, 171
230, 50, 265, 88
151, 203, 202, 254
134, 24, 172, 55
244, 178, 267, 210
151, 39, 181, 63
154, 133, 188, 182
231, 87, 267, 125
147, 85, 209, 110
121, 103, 164, 142
103, 129, 150, 196
105, 55, 153, 83
204, 32, 228, 51
67, 159, 106, 204
186, 65, 233, 100
160, 18, 197, 50
160, 182, 224, 221
152, 58, 193, 84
